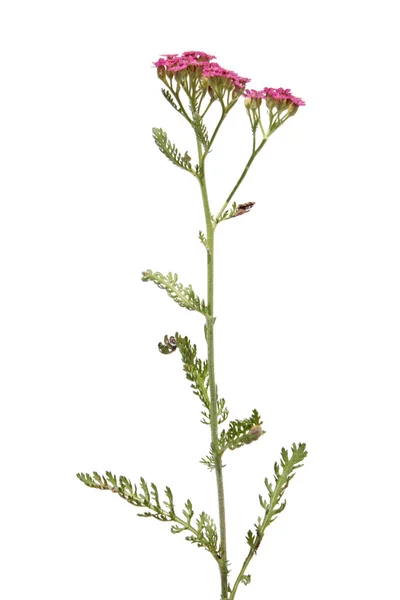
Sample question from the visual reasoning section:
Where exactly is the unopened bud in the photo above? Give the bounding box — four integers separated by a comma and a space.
237, 424, 265, 446
286, 102, 299, 117
244, 97, 262, 110
246, 424, 264, 442
265, 95, 276, 111
156, 66, 166, 80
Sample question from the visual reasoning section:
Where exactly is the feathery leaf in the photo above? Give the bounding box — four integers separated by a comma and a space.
76, 472, 220, 561
142, 270, 208, 315
161, 88, 180, 113
191, 111, 210, 151
244, 442, 307, 556
152, 128, 196, 175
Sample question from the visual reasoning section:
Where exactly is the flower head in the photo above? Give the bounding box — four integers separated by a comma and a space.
153, 51, 250, 98
264, 87, 305, 108
202, 62, 250, 90
243, 89, 267, 100
182, 50, 216, 61
243, 88, 267, 109
154, 51, 215, 74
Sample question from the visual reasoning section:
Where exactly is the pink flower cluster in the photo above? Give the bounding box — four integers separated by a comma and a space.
154, 51, 217, 73
202, 62, 250, 89
244, 87, 305, 107
154, 51, 250, 90
154, 52, 305, 109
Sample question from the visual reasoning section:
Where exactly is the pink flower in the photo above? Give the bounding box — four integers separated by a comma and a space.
154, 51, 215, 72
153, 51, 250, 91
202, 62, 250, 90
182, 51, 216, 61
264, 87, 305, 106
243, 89, 267, 99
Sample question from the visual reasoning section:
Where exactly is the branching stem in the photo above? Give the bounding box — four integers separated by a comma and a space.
215, 136, 269, 226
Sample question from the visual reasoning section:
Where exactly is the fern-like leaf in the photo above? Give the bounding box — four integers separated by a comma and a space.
245, 442, 307, 554
199, 230, 210, 253
76, 472, 220, 561
174, 333, 211, 420
215, 202, 237, 225
185, 511, 219, 559
152, 128, 195, 175
161, 88, 180, 113
191, 111, 209, 151
201, 409, 263, 471
220, 409, 264, 452
200, 444, 217, 471
142, 270, 208, 315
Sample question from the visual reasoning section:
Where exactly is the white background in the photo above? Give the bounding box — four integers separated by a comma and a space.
1, 1, 399, 599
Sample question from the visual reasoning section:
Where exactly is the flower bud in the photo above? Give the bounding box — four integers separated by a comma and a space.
265, 95, 276, 111
286, 102, 299, 117
247, 424, 264, 441
243, 424, 265, 445
156, 65, 166, 80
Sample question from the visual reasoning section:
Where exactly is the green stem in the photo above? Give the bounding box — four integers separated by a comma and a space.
230, 547, 255, 600
207, 108, 227, 153
215, 136, 269, 225
197, 139, 229, 599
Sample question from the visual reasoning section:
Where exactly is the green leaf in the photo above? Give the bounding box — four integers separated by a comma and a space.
106, 471, 118, 489
245, 529, 255, 547
244, 442, 307, 556
219, 408, 264, 454
183, 499, 194, 523
142, 270, 208, 315
152, 127, 196, 175
262, 442, 307, 525
76, 471, 220, 561
198, 230, 210, 253
164, 486, 175, 518
215, 202, 237, 224
139, 477, 150, 503
191, 111, 209, 151
76, 472, 97, 488
259, 494, 268, 510
174, 333, 214, 425
200, 446, 216, 471
150, 483, 161, 509
161, 88, 180, 113
185, 511, 219, 559
217, 397, 229, 425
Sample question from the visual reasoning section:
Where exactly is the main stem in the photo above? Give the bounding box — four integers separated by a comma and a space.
197, 141, 229, 599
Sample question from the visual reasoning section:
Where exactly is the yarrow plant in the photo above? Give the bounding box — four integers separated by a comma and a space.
77, 51, 307, 600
